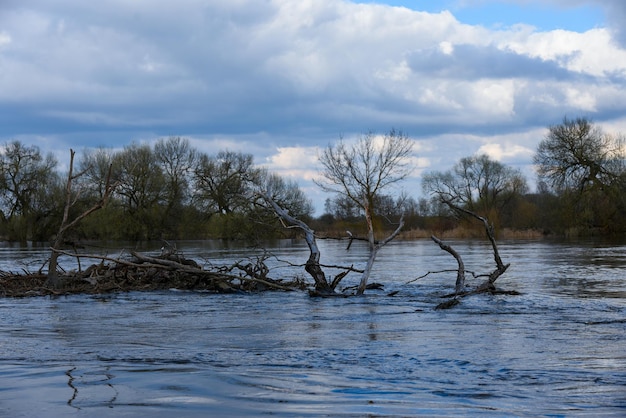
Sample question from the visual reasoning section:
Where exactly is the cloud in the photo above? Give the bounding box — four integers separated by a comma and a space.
0, 31, 10, 47
600, 0, 626, 47
477, 142, 534, 162
1, 0, 624, 135
264, 146, 321, 181
408, 43, 576, 80
1, 0, 625, 213
469, 0, 626, 48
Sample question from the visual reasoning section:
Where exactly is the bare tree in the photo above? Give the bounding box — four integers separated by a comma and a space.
256, 170, 314, 219
420, 154, 517, 307
78, 147, 116, 199
429, 200, 510, 309
260, 192, 359, 295
422, 153, 527, 219
154, 137, 197, 235
112, 143, 166, 239
316, 129, 413, 294
47, 149, 117, 288
262, 194, 334, 294
154, 136, 196, 207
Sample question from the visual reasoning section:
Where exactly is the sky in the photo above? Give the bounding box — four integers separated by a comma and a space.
1, 0, 626, 214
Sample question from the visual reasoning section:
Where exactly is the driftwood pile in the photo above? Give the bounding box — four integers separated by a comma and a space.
0, 250, 306, 298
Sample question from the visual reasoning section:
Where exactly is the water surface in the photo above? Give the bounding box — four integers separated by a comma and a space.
1, 239, 625, 416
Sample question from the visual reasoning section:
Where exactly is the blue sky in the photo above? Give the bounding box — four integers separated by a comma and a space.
356, 1, 605, 32
1, 0, 625, 214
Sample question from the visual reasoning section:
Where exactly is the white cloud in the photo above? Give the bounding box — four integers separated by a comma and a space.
2, 1, 623, 122
265, 146, 321, 181
1, 0, 625, 210
477, 143, 534, 161
470, 80, 517, 117
504, 28, 626, 76
0, 31, 11, 47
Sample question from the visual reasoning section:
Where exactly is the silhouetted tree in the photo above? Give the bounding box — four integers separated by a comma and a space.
79, 147, 116, 199
535, 117, 624, 192
193, 151, 258, 216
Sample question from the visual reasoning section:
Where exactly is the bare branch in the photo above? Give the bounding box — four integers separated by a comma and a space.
431, 235, 465, 295
428, 199, 512, 308
47, 150, 119, 287
261, 192, 336, 294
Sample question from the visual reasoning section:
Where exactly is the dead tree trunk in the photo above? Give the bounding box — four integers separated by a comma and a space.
262, 194, 337, 295
431, 200, 510, 309
355, 204, 404, 295
46, 149, 117, 288
431, 235, 465, 295
447, 201, 509, 291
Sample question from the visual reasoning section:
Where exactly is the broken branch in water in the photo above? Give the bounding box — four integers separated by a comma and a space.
429, 199, 512, 309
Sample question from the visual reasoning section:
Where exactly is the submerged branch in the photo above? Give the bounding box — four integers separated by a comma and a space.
429, 199, 514, 309
431, 235, 465, 295
262, 193, 343, 295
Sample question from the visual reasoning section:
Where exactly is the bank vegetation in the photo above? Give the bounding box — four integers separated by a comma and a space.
1, 118, 625, 244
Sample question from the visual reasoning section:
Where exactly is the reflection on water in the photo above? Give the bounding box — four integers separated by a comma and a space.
0, 239, 625, 416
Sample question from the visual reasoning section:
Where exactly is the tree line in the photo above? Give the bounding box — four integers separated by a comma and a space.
1, 117, 625, 243
0, 137, 313, 242
324, 117, 626, 237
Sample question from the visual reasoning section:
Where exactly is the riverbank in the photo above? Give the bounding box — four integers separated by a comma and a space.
398, 227, 545, 240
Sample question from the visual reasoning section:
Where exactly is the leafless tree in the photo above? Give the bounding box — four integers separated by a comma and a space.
78, 147, 116, 200
47, 149, 117, 288
262, 194, 334, 294
256, 170, 314, 219
422, 154, 527, 216
154, 137, 198, 235
316, 129, 413, 294
154, 136, 197, 208
534, 117, 626, 232
430, 200, 510, 309
193, 151, 258, 215
260, 192, 359, 295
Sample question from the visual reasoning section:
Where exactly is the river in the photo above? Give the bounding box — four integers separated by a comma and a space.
0, 238, 625, 416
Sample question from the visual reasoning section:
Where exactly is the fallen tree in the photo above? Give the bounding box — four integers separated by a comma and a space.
262, 193, 361, 296
1, 247, 306, 298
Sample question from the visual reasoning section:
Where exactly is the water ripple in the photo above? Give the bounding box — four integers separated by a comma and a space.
1, 239, 625, 416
